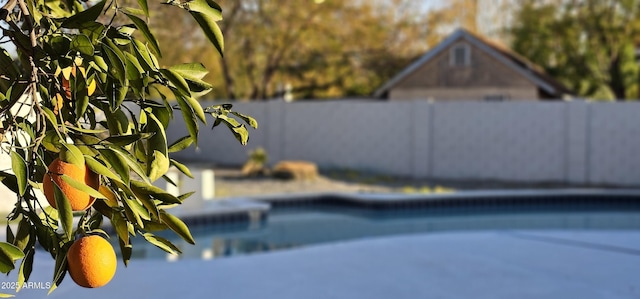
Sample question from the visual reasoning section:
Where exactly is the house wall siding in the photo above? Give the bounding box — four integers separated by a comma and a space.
390, 38, 539, 100
165, 100, 640, 187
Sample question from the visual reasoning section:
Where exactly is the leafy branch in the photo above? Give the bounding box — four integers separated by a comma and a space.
0, 0, 255, 294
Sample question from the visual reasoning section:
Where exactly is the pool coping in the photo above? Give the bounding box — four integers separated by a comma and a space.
166, 188, 640, 225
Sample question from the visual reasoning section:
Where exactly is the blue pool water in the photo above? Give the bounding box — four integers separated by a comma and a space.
127, 203, 640, 260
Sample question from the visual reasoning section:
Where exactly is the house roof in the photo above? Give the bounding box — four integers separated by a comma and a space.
373, 28, 574, 98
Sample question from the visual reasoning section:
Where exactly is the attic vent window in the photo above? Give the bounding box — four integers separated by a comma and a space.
450, 44, 470, 67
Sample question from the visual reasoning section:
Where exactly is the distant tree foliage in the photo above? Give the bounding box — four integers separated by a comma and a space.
510, 0, 640, 100
150, 0, 465, 100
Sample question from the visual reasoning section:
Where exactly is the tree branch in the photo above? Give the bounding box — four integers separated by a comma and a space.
0, 0, 16, 20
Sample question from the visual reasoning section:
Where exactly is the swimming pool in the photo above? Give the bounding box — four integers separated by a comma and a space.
125, 192, 640, 260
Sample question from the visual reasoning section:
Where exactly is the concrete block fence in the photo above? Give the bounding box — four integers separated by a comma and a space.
166, 100, 640, 186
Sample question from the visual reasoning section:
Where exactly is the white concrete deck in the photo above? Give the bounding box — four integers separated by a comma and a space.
6, 230, 640, 298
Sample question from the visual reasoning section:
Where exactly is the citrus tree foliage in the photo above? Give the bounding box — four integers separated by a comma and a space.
0, 0, 256, 294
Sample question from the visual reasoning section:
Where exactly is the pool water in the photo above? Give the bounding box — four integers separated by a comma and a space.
126, 203, 640, 261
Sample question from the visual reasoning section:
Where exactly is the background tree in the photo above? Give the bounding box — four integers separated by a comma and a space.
150, 0, 458, 100
510, 0, 640, 100
0, 0, 255, 294
149, 0, 519, 101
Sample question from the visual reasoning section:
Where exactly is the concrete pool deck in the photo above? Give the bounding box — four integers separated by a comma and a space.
7, 230, 640, 298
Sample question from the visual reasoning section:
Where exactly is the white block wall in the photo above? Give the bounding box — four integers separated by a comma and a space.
588, 103, 640, 186
430, 102, 565, 182
164, 100, 640, 186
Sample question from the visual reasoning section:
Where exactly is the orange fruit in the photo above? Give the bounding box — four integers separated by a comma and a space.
43, 158, 100, 211
67, 235, 117, 288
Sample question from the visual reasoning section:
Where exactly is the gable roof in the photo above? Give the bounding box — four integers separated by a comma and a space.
373, 28, 573, 98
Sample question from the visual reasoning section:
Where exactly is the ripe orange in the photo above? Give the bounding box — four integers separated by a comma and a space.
67, 235, 117, 288
43, 158, 100, 211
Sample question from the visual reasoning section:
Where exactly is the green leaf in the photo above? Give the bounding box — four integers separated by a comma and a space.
46, 35, 71, 56
66, 126, 108, 134
0, 243, 24, 261
169, 63, 208, 80
178, 191, 195, 202
60, 144, 85, 167
124, 52, 145, 75
62, 0, 107, 28
111, 212, 129, 245
41, 107, 59, 128
124, 13, 161, 57
102, 43, 126, 84
98, 149, 130, 184
176, 97, 199, 145
189, 9, 224, 56
130, 188, 159, 220
59, 174, 105, 199
121, 200, 143, 228
0, 49, 18, 79
84, 156, 122, 183
104, 134, 149, 146
74, 77, 90, 120
118, 237, 132, 267
108, 147, 150, 184
148, 151, 169, 183
5, 226, 13, 245
80, 21, 106, 44
25, 0, 43, 24
160, 211, 195, 244
146, 112, 168, 151
38, 206, 59, 229
130, 180, 181, 204
48, 248, 68, 295
217, 115, 250, 145
185, 78, 213, 96
88, 211, 104, 230
146, 113, 169, 181
161, 69, 190, 96
119, 7, 145, 16
70, 34, 94, 55
16, 249, 34, 292
123, 197, 150, 221
0, 171, 19, 194
131, 39, 157, 71
231, 111, 259, 129
232, 125, 250, 145
183, 95, 206, 123
142, 233, 181, 254
168, 136, 193, 153
0, 242, 25, 274
10, 152, 27, 196
12, 218, 31, 251
8, 82, 28, 105
170, 159, 193, 178
184, 0, 222, 20
51, 180, 74, 241
169, 63, 212, 95
92, 55, 109, 72
110, 106, 132, 133
137, 0, 149, 17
